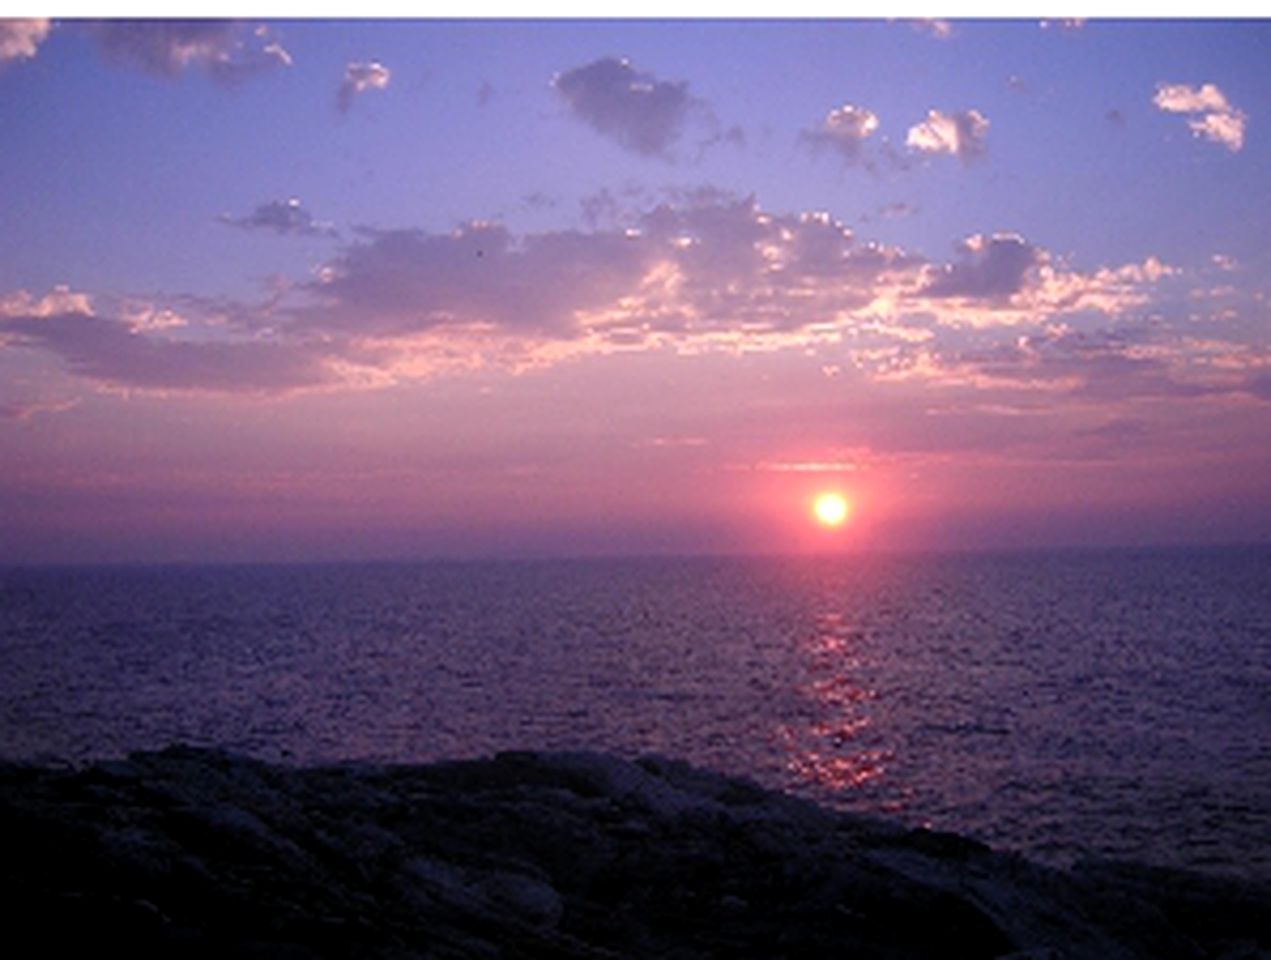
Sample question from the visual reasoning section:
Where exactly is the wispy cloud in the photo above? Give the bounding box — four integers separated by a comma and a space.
553, 57, 695, 159
0, 18, 51, 63
85, 20, 292, 83
0, 291, 332, 394
338, 60, 391, 113
0, 396, 79, 421
906, 108, 990, 160
1154, 82, 1246, 152
218, 198, 337, 238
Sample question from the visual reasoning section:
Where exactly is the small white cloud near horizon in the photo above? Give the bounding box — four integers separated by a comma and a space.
906, 108, 989, 160
0, 18, 50, 63
339, 60, 391, 113
1154, 82, 1246, 152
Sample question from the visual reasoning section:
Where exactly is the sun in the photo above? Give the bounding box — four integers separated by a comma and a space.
813, 492, 850, 527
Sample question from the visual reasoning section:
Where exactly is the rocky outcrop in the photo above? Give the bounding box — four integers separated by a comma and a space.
1, 746, 1266, 958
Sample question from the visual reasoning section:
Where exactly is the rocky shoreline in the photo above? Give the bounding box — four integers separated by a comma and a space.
2, 746, 1266, 958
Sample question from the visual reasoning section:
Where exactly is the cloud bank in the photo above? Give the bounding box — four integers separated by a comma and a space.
0, 197, 1202, 399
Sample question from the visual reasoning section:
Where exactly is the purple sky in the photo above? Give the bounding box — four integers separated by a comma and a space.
1, 18, 1268, 562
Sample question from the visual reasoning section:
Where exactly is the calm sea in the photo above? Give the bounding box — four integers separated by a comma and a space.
1, 547, 1268, 880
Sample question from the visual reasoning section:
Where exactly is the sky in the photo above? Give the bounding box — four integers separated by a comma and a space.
1, 17, 1269, 563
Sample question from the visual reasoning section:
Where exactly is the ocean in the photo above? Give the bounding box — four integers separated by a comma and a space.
1, 546, 1268, 881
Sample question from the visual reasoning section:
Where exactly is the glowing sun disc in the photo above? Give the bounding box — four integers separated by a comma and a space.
813, 493, 850, 527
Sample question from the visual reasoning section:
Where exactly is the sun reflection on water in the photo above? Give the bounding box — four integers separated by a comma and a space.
781, 610, 895, 798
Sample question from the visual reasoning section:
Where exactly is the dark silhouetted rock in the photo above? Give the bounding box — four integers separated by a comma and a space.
0, 747, 1266, 958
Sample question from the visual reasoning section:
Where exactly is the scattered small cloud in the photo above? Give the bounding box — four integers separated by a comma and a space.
911, 19, 954, 40
338, 60, 391, 113
0, 18, 51, 64
1039, 19, 1086, 31
219, 198, 337, 238
1154, 82, 1246, 152
879, 202, 917, 220
802, 104, 880, 163
553, 56, 694, 159
906, 108, 989, 160
86, 20, 292, 83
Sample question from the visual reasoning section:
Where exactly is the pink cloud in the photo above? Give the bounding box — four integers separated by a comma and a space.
1154, 82, 1246, 152
906, 109, 989, 160
0, 18, 50, 63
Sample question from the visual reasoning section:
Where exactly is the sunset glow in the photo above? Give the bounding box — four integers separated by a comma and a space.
0, 19, 1268, 562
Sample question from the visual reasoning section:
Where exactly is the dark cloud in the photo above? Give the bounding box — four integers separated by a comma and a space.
553, 57, 694, 159
85, 20, 291, 83
922, 233, 1042, 300
1, 310, 331, 394
218, 198, 337, 238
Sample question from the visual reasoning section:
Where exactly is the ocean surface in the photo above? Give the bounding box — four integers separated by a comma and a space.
2, 547, 1268, 881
